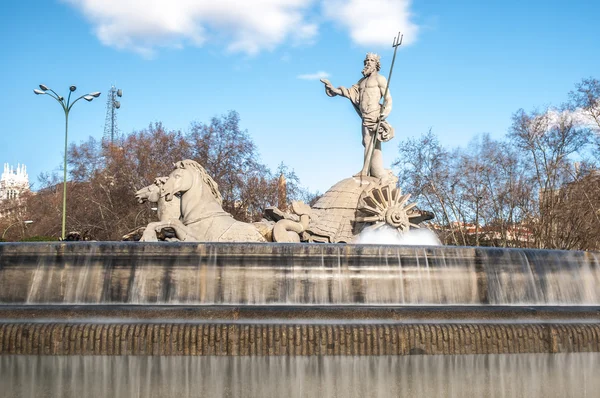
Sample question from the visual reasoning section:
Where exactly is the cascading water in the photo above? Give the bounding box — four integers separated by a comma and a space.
1, 241, 600, 397
1, 242, 599, 305
1, 354, 600, 398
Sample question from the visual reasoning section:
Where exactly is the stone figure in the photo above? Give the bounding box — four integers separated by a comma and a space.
123, 176, 182, 241
128, 36, 435, 243
321, 52, 395, 178
135, 176, 181, 222
271, 201, 312, 243
131, 159, 433, 243
139, 160, 266, 242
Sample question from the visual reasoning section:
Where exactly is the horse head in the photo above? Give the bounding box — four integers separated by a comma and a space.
135, 184, 161, 204
135, 176, 171, 203
161, 161, 196, 202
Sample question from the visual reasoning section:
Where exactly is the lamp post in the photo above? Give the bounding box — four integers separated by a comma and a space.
34, 85, 100, 240
2, 220, 34, 241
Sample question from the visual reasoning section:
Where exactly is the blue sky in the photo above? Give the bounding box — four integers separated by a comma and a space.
1, 0, 598, 193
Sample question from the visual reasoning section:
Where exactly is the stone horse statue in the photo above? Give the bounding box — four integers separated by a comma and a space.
139, 159, 266, 242
135, 176, 181, 222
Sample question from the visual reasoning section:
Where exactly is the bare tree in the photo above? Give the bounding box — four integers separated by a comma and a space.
569, 77, 600, 131
187, 111, 316, 221
509, 106, 592, 248
457, 135, 535, 247
394, 129, 469, 245
21, 112, 319, 239
187, 111, 272, 221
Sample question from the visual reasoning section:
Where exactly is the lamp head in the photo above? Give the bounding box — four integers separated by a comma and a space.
69, 86, 77, 92
90, 92, 101, 98
39, 84, 49, 91
33, 89, 45, 95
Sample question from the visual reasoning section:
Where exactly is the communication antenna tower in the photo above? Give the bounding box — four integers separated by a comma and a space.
103, 85, 123, 145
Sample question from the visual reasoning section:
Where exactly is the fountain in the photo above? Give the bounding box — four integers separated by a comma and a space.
0, 242, 600, 396
2, 49, 599, 397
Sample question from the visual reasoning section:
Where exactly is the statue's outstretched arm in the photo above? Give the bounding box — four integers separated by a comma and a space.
321, 79, 361, 117
320, 78, 342, 96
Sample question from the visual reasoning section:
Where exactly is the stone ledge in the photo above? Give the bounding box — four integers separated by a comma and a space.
1, 322, 599, 356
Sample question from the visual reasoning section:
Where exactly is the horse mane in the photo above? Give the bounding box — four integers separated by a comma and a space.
175, 159, 223, 205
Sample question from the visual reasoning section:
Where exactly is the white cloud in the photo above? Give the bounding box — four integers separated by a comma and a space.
297, 71, 330, 80
547, 107, 600, 131
62, 0, 420, 57
62, 0, 318, 57
322, 0, 419, 47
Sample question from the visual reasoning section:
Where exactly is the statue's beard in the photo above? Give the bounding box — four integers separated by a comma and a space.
362, 64, 377, 77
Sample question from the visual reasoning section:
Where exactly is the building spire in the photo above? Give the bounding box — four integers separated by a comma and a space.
0, 162, 30, 201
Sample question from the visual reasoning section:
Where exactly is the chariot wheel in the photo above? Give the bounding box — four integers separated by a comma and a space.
357, 184, 422, 233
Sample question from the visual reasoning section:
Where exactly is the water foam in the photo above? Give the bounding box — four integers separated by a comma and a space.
354, 226, 442, 246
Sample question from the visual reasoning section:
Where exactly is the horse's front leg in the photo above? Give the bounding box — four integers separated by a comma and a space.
139, 221, 164, 242
139, 219, 200, 242
168, 219, 201, 242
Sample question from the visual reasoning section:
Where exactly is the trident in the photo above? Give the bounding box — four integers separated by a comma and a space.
363, 32, 403, 177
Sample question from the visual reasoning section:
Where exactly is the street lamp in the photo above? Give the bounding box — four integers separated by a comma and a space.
2, 220, 34, 241
34, 84, 101, 240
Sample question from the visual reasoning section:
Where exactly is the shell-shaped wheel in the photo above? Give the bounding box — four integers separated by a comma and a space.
357, 184, 422, 233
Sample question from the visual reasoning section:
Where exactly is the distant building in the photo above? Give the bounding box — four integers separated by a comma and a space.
0, 163, 29, 201
0, 163, 30, 219
429, 220, 533, 247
